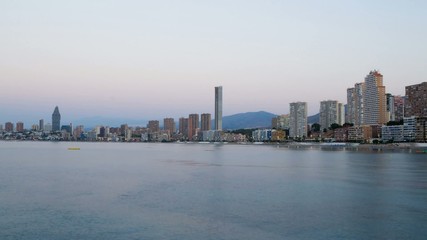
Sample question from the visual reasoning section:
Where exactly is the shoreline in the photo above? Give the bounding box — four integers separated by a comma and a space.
1, 140, 426, 152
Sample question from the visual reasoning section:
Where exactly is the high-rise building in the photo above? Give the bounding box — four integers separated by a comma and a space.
61, 125, 72, 133
163, 118, 176, 134
289, 102, 307, 138
44, 123, 52, 132
363, 70, 386, 125
338, 103, 345, 125
52, 106, 61, 132
272, 114, 290, 130
188, 114, 199, 140
394, 96, 405, 121
0, 124, 3, 132
215, 86, 223, 130
39, 119, 44, 131
73, 125, 84, 140
319, 100, 342, 130
354, 83, 365, 125
147, 120, 160, 133
99, 126, 106, 138
346, 83, 365, 125
386, 93, 395, 122
179, 117, 189, 139
16, 122, 24, 132
5, 122, 13, 132
201, 113, 211, 131
120, 124, 128, 135
405, 82, 427, 117
346, 88, 356, 124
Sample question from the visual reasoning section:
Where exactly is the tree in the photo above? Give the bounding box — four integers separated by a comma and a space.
343, 122, 354, 128
386, 120, 404, 126
311, 123, 321, 132
329, 123, 342, 130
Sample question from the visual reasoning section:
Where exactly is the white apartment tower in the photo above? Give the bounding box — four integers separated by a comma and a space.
289, 102, 307, 138
319, 100, 343, 130
347, 83, 365, 125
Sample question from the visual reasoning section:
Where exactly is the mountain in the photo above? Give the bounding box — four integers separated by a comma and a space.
72, 116, 148, 129
307, 113, 320, 124
222, 111, 277, 130
221, 111, 321, 130
73, 111, 321, 130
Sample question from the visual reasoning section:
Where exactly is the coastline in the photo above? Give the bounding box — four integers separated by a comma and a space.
1, 140, 426, 153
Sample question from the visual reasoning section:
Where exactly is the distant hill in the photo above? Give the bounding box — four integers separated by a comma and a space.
307, 113, 320, 124
221, 111, 321, 130
73, 111, 321, 130
221, 111, 277, 130
72, 116, 148, 129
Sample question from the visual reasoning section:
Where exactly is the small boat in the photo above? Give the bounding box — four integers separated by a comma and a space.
68, 147, 80, 150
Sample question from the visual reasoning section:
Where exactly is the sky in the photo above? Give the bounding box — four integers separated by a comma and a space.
1, 0, 426, 126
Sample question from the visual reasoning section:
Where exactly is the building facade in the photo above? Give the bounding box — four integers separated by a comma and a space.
289, 102, 307, 138
163, 118, 176, 135
348, 125, 372, 142
16, 122, 24, 132
179, 117, 189, 139
5, 122, 13, 132
405, 82, 427, 117
394, 96, 405, 121
215, 86, 223, 130
319, 100, 342, 130
386, 93, 395, 122
188, 114, 199, 140
346, 82, 364, 125
381, 125, 404, 142
272, 114, 290, 130
39, 119, 44, 131
201, 113, 211, 131
52, 106, 61, 132
363, 70, 386, 125
403, 116, 427, 142
147, 120, 160, 133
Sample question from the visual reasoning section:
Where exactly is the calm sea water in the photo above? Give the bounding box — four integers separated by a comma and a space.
0, 142, 426, 240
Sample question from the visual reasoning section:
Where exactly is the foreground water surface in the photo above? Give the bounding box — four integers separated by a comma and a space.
0, 142, 426, 239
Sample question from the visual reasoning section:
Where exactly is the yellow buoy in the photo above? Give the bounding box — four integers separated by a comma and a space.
68, 147, 80, 150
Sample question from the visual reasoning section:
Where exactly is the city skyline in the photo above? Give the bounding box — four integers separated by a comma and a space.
0, 78, 423, 129
1, 1, 426, 124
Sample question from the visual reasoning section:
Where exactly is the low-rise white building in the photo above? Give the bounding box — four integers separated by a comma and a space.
381, 125, 404, 142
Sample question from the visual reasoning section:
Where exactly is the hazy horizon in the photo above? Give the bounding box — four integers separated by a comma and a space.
1, 1, 426, 125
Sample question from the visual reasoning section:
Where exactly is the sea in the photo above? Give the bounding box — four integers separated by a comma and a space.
0, 141, 426, 240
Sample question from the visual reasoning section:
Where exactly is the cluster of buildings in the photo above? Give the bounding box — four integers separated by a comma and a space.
266, 71, 426, 143
1, 73, 426, 143
0, 86, 245, 142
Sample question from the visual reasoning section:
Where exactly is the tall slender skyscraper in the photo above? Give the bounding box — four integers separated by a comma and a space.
215, 86, 223, 130
52, 106, 61, 132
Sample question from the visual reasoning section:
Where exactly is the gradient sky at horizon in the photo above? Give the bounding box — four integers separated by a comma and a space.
1, 0, 426, 126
